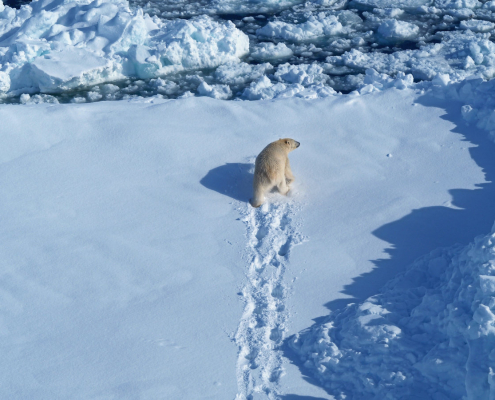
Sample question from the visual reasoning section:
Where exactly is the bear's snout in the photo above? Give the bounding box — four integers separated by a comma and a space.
295, 141, 300, 148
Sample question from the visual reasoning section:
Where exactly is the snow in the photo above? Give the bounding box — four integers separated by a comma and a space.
274, 63, 328, 85
2, 84, 495, 398
241, 74, 337, 100
197, 80, 232, 99
4, 0, 495, 396
349, 0, 429, 9
290, 221, 495, 399
287, 64, 495, 400
460, 19, 495, 32
361, 68, 415, 91
214, 62, 274, 86
256, 11, 363, 43
209, 0, 303, 14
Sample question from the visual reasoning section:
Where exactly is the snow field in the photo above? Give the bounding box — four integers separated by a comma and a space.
0, 97, 249, 399
1, 86, 493, 398
288, 67, 495, 400
2, 2, 495, 399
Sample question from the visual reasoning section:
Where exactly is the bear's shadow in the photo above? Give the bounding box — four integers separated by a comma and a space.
200, 163, 253, 203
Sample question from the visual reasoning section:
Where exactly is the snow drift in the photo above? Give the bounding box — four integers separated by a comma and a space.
291, 231, 495, 399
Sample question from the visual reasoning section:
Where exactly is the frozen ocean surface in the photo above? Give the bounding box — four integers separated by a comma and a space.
2, 0, 495, 398
2, 84, 495, 399
3, 0, 495, 101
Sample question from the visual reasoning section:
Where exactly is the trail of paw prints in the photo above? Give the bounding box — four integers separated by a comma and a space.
234, 199, 305, 400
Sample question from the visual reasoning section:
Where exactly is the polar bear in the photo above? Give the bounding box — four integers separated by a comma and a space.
250, 138, 300, 208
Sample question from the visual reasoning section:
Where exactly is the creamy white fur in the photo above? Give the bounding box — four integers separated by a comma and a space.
251, 138, 300, 208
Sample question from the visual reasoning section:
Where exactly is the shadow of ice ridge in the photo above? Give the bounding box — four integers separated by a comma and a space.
283, 92, 495, 400
200, 162, 253, 203
338, 94, 495, 310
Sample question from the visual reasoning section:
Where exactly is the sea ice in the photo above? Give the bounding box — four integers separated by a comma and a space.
214, 61, 274, 86
460, 19, 495, 32
0, 0, 249, 96
434, 0, 480, 9
197, 81, 232, 99
241, 74, 336, 100
274, 63, 328, 85
327, 30, 495, 81
3, 0, 495, 102
209, 0, 303, 14
250, 42, 293, 61
256, 13, 352, 42
377, 19, 420, 41
349, 0, 430, 9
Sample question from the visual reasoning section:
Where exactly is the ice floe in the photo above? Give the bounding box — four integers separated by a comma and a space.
197, 80, 232, 99
377, 19, 419, 41
257, 14, 345, 41
256, 11, 361, 42
0, 0, 248, 96
241, 74, 337, 100
4, 0, 495, 102
327, 30, 495, 81
214, 61, 274, 86
250, 42, 293, 61
460, 19, 495, 32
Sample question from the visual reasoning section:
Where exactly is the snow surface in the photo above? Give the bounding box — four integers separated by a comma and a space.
2, 84, 495, 399
3, 0, 495, 397
288, 71, 495, 400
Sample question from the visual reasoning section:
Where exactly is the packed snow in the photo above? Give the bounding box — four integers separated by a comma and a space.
291, 229, 495, 400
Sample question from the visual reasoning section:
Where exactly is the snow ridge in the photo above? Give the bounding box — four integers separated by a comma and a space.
234, 200, 303, 400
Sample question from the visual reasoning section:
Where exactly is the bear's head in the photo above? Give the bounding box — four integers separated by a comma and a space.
278, 138, 300, 152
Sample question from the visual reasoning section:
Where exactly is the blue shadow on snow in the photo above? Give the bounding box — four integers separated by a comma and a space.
200, 162, 253, 203
283, 92, 495, 399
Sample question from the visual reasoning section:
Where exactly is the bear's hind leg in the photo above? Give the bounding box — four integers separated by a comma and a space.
251, 184, 268, 208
